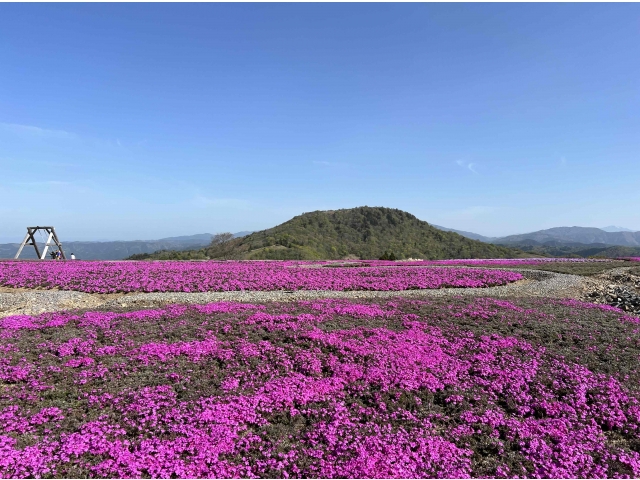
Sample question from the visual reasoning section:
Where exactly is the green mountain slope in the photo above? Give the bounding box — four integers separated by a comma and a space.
493, 241, 640, 259
591, 245, 640, 258
142, 207, 527, 260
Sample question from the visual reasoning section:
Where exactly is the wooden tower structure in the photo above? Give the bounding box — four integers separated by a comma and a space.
14, 226, 67, 260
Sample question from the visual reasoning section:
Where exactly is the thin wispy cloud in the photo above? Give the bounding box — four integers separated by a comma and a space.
32, 160, 80, 168
456, 160, 478, 174
14, 180, 72, 187
192, 195, 250, 209
2, 158, 80, 168
468, 206, 493, 215
0, 123, 76, 139
312, 160, 348, 167
448, 205, 496, 219
44, 162, 79, 168
432, 205, 499, 231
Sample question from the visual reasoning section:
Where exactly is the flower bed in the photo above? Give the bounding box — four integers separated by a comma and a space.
1, 297, 639, 478
0, 261, 522, 293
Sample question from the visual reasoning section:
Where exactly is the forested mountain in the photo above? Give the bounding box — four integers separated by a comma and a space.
137, 207, 528, 260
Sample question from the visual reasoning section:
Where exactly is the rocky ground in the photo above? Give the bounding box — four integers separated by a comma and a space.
579, 266, 640, 314
3, 266, 636, 318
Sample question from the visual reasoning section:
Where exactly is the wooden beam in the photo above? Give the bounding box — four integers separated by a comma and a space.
14, 232, 31, 259
40, 232, 54, 260
51, 227, 66, 259
29, 228, 42, 259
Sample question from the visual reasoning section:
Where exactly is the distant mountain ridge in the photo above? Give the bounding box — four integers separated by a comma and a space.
154, 207, 527, 260
0, 232, 251, 260
494, 227, 640, 247
429, 224, 640, 258
431, 225, 640, 247
431, 225, 496, 243
601, 226, 634, 233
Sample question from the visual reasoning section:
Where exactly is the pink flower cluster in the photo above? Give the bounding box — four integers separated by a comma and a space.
0, 261, 522, 293
618, 257, 640, 262
1, 298, 639, 477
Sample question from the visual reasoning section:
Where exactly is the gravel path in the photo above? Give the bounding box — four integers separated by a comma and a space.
0, 290, 104, 318
0, 268, 599, 317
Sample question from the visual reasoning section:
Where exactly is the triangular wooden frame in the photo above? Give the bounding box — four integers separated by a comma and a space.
14, 226, 66, 260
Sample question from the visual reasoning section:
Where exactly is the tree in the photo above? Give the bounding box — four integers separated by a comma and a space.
210, 232, 234, 247
205, 232, 237, 259
379, 250, 397, 261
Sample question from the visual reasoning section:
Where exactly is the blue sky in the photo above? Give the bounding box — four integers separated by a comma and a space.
1, 3, 639, 242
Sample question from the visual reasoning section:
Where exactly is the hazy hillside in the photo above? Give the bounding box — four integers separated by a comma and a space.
431, 225, 640, 248
436, 224, 640, 258
491, 240, 640, 259
432, 225, 496, 243
493, 241, 613, 258
0, 232, 250, 260
156, 207, 527, 261
601, 226, 634, 233
495, 227, 640, 247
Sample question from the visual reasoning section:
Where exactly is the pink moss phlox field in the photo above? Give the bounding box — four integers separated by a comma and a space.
0, 261, 522, 293
617, 257, 640, 262
1, 298, 640, 478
